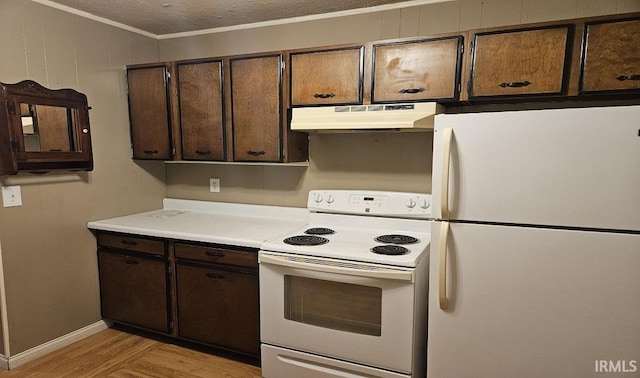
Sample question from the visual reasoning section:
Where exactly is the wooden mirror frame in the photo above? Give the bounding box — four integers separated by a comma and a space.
0, 80, 93, 175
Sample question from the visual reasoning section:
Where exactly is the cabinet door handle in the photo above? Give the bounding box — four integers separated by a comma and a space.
247, 150, 266, 156
143, 150, 159, 154
499, 81, 531, 88
122, 256, 139, 265
616, 74, 640, 81
205, 251, 225, 258
313, 93, 336, 99
399, 88, 425, 94
205, 272, 224, 279
120, 240, 138, 246
195, 150, 211, 155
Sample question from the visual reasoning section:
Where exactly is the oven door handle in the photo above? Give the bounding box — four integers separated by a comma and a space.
259, 252, 414, 282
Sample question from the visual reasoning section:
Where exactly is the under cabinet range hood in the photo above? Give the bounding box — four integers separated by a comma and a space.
290, 103, 443, 132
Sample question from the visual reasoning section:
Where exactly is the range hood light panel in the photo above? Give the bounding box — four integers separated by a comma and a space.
291, 103, 442, 132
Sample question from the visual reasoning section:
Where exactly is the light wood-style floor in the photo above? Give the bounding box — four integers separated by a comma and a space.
0, 327, 262, 377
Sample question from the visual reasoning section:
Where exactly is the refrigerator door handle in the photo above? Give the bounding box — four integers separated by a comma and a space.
439, 221, 450, 310
440, 128, 453, 220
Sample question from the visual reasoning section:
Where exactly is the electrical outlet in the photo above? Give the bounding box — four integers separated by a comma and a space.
2, 185, 22, 207
209, 178, 220, 193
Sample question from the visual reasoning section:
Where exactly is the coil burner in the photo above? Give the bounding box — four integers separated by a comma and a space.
374, 234, 419, 245
305, 228, 336, 235
370, 245, 410, 255
284, 235, 330, 246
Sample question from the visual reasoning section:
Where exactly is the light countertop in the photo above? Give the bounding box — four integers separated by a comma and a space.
87, 198, 309, 249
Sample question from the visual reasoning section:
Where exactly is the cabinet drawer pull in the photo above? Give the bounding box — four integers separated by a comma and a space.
313, 93, 336, 99
120, 240, 138, 246
49, 149, 62, 152
195, 150, 211, 155
122, 256, 139, 265
616, 74, 640, 81
143, 150, 159, 154
499, 81, 531, 88
247, 150, 266, 156
205, 272, 224, 279
205, 251, 225, 258
399, 88, 425, 94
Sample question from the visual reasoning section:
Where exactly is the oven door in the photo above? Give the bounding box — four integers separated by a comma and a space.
259, 251, 417, 374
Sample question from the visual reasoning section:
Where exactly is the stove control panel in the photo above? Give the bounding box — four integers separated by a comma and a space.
308, 190, 432, 218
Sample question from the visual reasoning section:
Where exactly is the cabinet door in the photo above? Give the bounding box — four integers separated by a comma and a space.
469, 25, 572, 98
98, 250, 170, 333
176, 263, 259, 357
230, 54, 282, 162
372, 36, 463, 103
290, 47, 363, 106
177, 60, 225, 160
126, 65, 172, 160
580, 18, 640, 94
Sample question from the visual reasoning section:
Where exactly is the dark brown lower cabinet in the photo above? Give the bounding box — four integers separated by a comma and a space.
176, 262, 260, 357
98, 249, 171, 333
94, 231, 260, 359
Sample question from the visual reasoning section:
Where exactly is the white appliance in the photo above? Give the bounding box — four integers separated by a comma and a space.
290, 103, 442, 132
428, 105, 640, 377
259, 190, 432, 378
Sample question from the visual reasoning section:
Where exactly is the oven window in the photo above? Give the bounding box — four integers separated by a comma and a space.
284, 275, 382, 336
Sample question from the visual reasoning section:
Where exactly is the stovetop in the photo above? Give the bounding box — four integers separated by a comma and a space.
260, 190, 433, 268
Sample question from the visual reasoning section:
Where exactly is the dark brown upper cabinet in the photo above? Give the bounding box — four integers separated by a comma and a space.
230, 54, 283, 162
372, 36, 464, 103
579, 17, 640, 95
0, 80, 93, 175
177, 59, 226, 161
126, 64, 173, 160
468, 25, 573, 99
290, 46, 364, 106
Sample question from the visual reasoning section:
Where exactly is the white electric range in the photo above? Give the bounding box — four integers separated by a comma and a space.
259, 190, 432, 378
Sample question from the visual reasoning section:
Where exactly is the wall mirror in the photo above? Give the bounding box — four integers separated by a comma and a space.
0, 80, 93, 175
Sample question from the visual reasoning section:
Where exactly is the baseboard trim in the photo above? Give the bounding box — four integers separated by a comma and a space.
4, 320, 110, 370
0, 354, 8, 370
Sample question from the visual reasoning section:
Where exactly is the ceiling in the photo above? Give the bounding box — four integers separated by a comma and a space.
46, 0, 433, 36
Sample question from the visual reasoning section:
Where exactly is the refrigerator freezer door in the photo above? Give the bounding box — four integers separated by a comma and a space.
432, 105, 640, 231
428, 221, 640, 378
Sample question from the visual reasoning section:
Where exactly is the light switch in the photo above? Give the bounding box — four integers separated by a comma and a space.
2, 185, 22, 207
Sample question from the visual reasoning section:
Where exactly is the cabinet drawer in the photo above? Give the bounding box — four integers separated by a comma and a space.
580, 18, 640, 94
175, 243, 257, 268
469, 25, 572, 98
97, 232, 166, 257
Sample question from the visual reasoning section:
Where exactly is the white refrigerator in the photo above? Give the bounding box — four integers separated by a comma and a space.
428, 105, 640, 378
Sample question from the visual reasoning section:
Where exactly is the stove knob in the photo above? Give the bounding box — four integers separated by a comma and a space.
406, 198, 416, 208
325, 194, 335, 204
313, 193, 323, 203
419, 199, 431, 209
